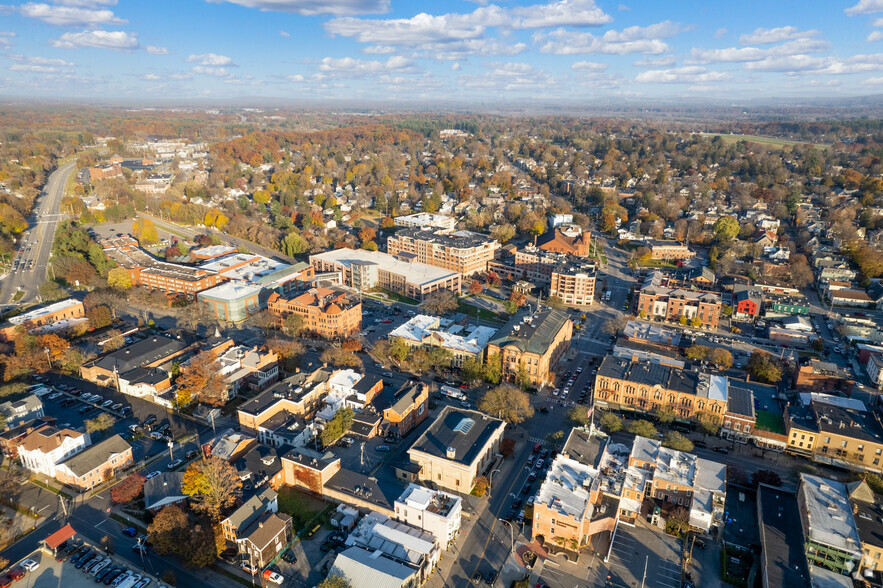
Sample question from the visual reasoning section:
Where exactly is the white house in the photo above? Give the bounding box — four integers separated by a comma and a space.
17, 425, 90, 478
394, 484, 462, 550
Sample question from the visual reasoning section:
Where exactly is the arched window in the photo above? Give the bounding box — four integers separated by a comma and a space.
613, 382, 621, 392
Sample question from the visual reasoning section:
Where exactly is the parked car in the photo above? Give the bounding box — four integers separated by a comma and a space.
144, 471, 161, 480
713, 447, 729, 454
484, 569, 499, 584
6, 567, 24, 580
21, 559, 40, 572
532, 443, 542, 453
240, 562, 257, 574
167, 459, 183, 469
263, 570, 284, 584
185, 450, 199, 459
375, 445, 390, 453
281, 549, 297, 564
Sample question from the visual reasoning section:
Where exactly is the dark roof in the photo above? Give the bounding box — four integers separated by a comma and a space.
238, 370, 331, 416
814, 403, 883, 444
392, 227, 497, 249
598, 356, 699, 395
409, 407, 505, 466
282, 448, 338, 472
867, 282, 883, 302
59, 435, 131, 477
488, 308, 571, 355
235, 444, 288, 483
726, 385, 756, 418
91, 334, 188, 373
324, 468, 396, 513
850, 482, 883, 550
225, 487, 278, 536
561, 427, 605, 468
758, 485, 811, 588
386, 382, 426, 417
143, 472, 185, 510
354, 373, 382, 395
118, 367, 168, 386
241, 511, 291, 549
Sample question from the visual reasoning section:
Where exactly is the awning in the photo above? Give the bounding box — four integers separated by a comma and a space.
44, 524, 76, 550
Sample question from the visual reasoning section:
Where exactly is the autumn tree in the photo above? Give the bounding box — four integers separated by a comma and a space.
85, 413, 116, 435
181, 456, 242, 521
283, 313, 303, 337
132, 218, 159, 244
37, 281, 66, 302
86, 305, 113, 329
319, 574, 353, 588
663, 432, 694, 452
747, 351, 783, 384
490, 224, 516, 243
469, 280, 484, 295
358, 226, 377, 244
36, 333, 69, 365
712, 215, 740, 241
176, 351, 228, 407
628, 419, 658, 439
685, 345, 709, 361
341, 338, 361, 352
320, 347, 363, 368
111, 473, 146, 504
107, 267, 132, 290
710, 348, 733, 369
478, 384, 534, 424
602, 313, 628, 336
599, 411, 623, 433
148, 505, 218, 568
422, 290, 458, 315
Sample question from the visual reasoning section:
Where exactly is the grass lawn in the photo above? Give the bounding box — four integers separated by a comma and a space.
370, 288, 420, 305
637, 259, 678, 269
699, 132, 830, 149
458, 299, 506, 323
755, 410, 786, 434
277, 486, 328, 532
11, 291, 23, 302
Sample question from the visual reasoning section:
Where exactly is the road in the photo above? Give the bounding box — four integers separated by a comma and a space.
2, 162, 76, 305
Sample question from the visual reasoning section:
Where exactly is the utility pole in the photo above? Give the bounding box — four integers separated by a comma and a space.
640, 555, 648, 588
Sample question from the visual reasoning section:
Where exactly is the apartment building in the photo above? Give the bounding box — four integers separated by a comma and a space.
486, 308, 573, 387
733, 285, 763, 319
407, 407, 505, 493
394, 213, 457, 230
797, 474, 862, 575
0, 395, 43, 430
382, 382, 429, 437
793, 359, 855, 395
389, 315, 497, 367
847, 480, 883, 578
17, 425, 90, 478
89, 163, 122, 182
238, 511, 293, 569
394, 484, 462, 549
343, 511, 440, 585
310, 249, 461, 301
593, 356, 735, 426
636, 283, 721, 329
386, 227, 500, 276
512, 246, 567, 284
549, 259, 597, 307
237, 369, 333, 436
54, 435, 133, 490
221, 487, 278, 543
0, 299, 86, 342
267, 288, 361, 339
645, 240, 696, 261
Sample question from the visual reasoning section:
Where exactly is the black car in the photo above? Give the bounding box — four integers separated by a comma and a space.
143, 415, 157, 427
511, 499, 522, 510
281, 549, 297, 564
75, 552, 95, 569
95, 566, 117, 583
485, 569, 499, 585
103, 569, 125, 585
713, 447, 729, 454
185, 450, 199, 459
504, 510, 516, 521
472, 571, 483, 584
521, 484, 532, 495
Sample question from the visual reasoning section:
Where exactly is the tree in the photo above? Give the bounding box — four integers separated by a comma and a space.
132, 218, 159, 244
747, 351, 783, 384
320, 407, 354, 446
283, 313, 303, 337
752, 470, 783, 488
628, 419, 658, 439
665, 507, 690, 536
811, 338, 825, 352
790, 254, 814, 288
85, 413, 116, 435
698, 417, 720, 436
422, 290, 458, 315
655, 405, 676, 423
509, 290, 526, 308
320, 347, 363, 368
603, 314, 628, 336
176, 351, 228, 407
685, 345, 709, 361
469, 280, 484, 295
36, 333, 69, 364
567, 405, 592, 427
281, 231, 309, 256
149, 505, 189, 555
358, 226, 377, 244
111, 473, 146, 504
181, 456, 242, 521
712, 215, 740, 241
361, 240, 378, 251
341, 338, 361, 352
318, 575, 352, 588
86, 305, 113, 330
710, 348, 733, 369
490, 224, 516, 243
107, 267, 132, 290
721, 304, 733, 318
599, 411, 622, 432
478, 385, 534, 424
662, 432, 694, 452
500, 438, 515, 457
690, 317, 702, 328
38, 281, 66, 302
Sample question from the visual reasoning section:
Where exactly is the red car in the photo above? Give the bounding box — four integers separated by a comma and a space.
6, 568, 24, 580
0, 576, 11, 588
381, 319, 393, 324
532, 443, 541, 453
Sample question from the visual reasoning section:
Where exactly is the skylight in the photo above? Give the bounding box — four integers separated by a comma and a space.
453, 417, 475, 434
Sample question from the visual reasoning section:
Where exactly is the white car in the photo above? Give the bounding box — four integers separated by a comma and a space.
145, 471, 161, 480
20, 559, 38, 572
265, 572, 284, 584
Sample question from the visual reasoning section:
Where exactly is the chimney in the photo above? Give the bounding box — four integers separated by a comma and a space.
853, 502, 859, 515
446, 446, 456, 459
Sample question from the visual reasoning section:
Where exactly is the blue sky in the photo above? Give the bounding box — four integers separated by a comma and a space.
1, 0, 882, 103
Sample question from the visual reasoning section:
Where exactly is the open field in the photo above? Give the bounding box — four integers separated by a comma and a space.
699, 132, 830, 149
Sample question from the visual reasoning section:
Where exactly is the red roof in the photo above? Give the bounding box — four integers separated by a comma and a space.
44, 524, 76, 549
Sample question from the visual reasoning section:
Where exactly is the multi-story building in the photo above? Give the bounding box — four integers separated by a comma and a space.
797, 474, 862, 575
81, 333, 196, 387
386, 227, 500, 277
536, 226, 592, 256
733, 285, 763, 319
388, 315, 497, 367
237, 511, 293, 570
0, 299, 86, 342
486, 308, 573, 387
54, 435, 133, 490
17, 425, 90, 478
549, 259, 597, 307
407, 407, 505, 493
593, 356, 734, 425
382, 382, 429, 437
266, 288, 361, 340
237, 369, 334, 437
89, 163, 122, 182
0, 395, 43, 431
636, 283, 721, 329
645, 240, 696, 261
310, 249, 461, 301
793, 359, 855, 395
513, 246, 568, 285
221, 487, 278, 543
394, 213, 457, 230
394, 484, 462, 550
848, 480, 883, 578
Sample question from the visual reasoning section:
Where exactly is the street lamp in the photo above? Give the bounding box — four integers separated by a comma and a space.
488, 468, 501, 500
167, 439, 174, 461
498, 518, 516, 560
43, 348, 51, 369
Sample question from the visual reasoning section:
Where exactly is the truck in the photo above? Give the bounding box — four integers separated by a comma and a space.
604, 290, 612, 302
440, 386, 467, 401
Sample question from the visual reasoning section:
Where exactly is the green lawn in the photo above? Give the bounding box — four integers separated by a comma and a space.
755, 410, 786, 434
277, 486, 328, 532
369, 288, 420, 305
637, 259, 678, 269
699, 132, 830, 149
458, 299, 506, 323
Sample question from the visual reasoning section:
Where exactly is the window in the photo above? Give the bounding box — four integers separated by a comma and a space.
824, 437, 831, 444
842, 441, 848, 448
859, 445, 865, 452
551, 518, 556, 525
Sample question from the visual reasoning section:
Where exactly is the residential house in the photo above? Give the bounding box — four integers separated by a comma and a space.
394, 484, 462, 550
733, 285, 763, 319
536, 227, 592, 256
237, 369, 333, 436
54, 435, 133, 491
847, 480, 883, 579
636, 283, 721, 329
237, 511, 293, 570
221, 487, 278, 543
0, 395, 43, 430
645, 240, 696, 261
80, 333, 195, 388
143, 472, 187, 512
382, 382, 429, 437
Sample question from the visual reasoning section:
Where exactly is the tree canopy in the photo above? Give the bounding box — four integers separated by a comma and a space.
478, 384, 534, 424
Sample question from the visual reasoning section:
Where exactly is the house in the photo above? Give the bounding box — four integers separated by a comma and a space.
793, 359, 854, 395
117, 368, 172, 398
212, 344, 280, 399
330, 546, 419, 588
382, 382, 429, 437
636, 284, 721, 329
407, 407, 505, 493
0, 395, 44, 430
221, 487, 278, 543
234, 444, 288, 490
54, 435, 133, 491
733, 285, 763, 319
237, 369, 333, 436
204, 430, 258, 463
17, 425, 90, 478
757, 485, 812, 588
486, 308, 573, 387
237, 511, 293, 570
847, 480, 883, 579
394, 213, 456, 230
143, 472, 187, 512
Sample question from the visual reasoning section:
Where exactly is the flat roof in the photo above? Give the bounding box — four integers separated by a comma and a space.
390, 314, 497, 354
799, 474, 861, 555
8, 299, 82, 325
758, 485, 811, 588
91, 333, 189, 374
197, 281, 262, 302
199, 253, 290, 281
391, 227, 498, 250
311, 248, 459, 287
409, 406, 504, 466
535, 454, 596, 521
488, 308, 571, 355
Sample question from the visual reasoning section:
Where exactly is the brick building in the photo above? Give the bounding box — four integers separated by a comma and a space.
549, 259, 597, 307
645, 240, 696, 261
267, 288, 361, 339
382, 382, 429, 437
636, 283, 721, 329
54, 435, 133, 491
0, 299, 86, 342
536, 227, 592, 256
486, 308, 573, 387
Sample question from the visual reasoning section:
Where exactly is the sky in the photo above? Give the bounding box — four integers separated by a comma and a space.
1, 0, 883, 104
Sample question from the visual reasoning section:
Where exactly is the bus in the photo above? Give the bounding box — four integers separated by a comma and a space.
440, 386, 467, 401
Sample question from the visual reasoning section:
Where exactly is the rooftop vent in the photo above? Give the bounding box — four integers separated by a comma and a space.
446, 446, 456, 459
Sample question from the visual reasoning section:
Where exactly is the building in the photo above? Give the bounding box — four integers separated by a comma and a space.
0, 299, 86, 342
143, 472, 187, 512
636, 283, 721, 329
766, 295, 810, 316
17, 425, 90, 478
733, 285, 763, 319
486, 308, 573, 387
197, 282, 263, 323
793, 359, 854, 395
645, 240, 696, 261
868, 354, 883, 390
80, 333, 195, 387
386, 227, 500, 276
212, 344, 279, 398
89, 163, 122, 182
847, 480, 883, 580
221, 487, 278, 543
594, 356, 735, 426
407, 407, 505, 493
343, 511, 440, 585
394, 213, 457, 230
103, 240, 223, 298
549, 258, 597, 307
267, 288, 361, 340
394, 484, 462, 550
54, 435, 133, 491
116, 368, 172, 398
330, 546, 418, 588
757, 485, 812, 588
388, 315, 497, 367
797, 474, 862, 575
512, 246, 570, 285
310, 249, 461, 301
536, 226, 592, 256
382, 382, 430, 437
237, 370, 333, 438
237, 511, 293, 569
0, 395, 43, 430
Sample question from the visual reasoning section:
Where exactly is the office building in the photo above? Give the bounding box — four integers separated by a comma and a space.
389, 315, 497, 367
486, 308, 573, 387
387, 227, 500, 277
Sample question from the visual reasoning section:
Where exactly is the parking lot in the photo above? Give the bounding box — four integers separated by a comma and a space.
604, 525, 683, 588
4, 547, 163, 588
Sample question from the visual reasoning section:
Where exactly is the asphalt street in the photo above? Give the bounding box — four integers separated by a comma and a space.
2, 162, 76, 305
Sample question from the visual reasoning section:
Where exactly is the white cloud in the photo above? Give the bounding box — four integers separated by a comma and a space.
634, 55, 676, 67
690, 37, 829, 63
536, 21, 685, 55
287, 74, 305, 82
422, 39, 527, 61
191, 65, 233, 77
739, 26, 818, 45
8, 54, 75, 67
139, 73, 161, 80
9, 64, 64, 73
169, 72, 192, 80
17, 3, 126, 27
571, 60, 607, 71
714, 28, 727, 39
459, 61, 556, 92
870, 31, 883, 42
875, 17, 883, 26
52, 0, 118, 6
205, 0, 390, 16
0, 32, 14, 49
865, 75, 883, 83
50, 30, 139, 51
279, 30, 290, 37
186, 53, 236, 66
507, 0, 612, 29
745, 55, 830, 72
742, 53, 883, 74
636, 66, 728, 83
317, 55, 419, 76
362, 45, 396, 54
618, 3, 630, 10
451, 62, 461, 71
145, 45, 169, 55
846, 0, 883, 15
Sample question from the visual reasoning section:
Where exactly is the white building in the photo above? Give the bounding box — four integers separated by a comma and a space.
394, 484, 462, 550
18, 425, 90, 477
867, 354, 883, 390
316, 370, 383, 423
389, 315, 497, 367
344, 511, 440, 584
0, 394, 44, 430
394, 213, 457, 231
